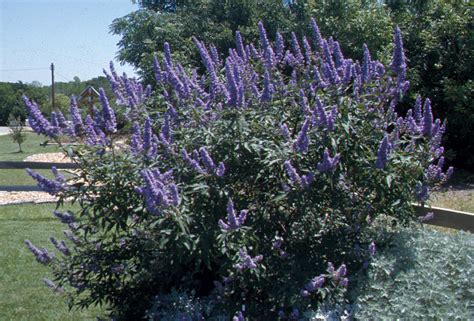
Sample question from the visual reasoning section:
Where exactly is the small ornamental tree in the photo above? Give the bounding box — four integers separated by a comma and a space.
8, 115, 27, 153
23, 20, 452, 320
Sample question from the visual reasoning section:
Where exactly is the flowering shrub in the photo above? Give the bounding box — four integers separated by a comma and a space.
23, 19, 451, 320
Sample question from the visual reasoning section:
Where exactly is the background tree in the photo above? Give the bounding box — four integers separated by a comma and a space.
0, 76, 114, 126
111, 0, 473, 169
387, 1, 473, 169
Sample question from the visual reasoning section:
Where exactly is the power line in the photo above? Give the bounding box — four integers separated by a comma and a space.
0, 67, 50, 72
56, 71, 72, 82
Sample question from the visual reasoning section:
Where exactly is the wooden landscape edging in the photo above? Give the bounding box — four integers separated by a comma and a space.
1, 160, 473, 233
0, 161, 79, 192
414, 204, 474, 233
0, 161, 79, 169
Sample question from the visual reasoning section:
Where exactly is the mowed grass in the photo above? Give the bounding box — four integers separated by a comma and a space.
429, 169, 474, 213
0, 133, 60, 186
0, 132, 59, 161
0, 203, 105, 321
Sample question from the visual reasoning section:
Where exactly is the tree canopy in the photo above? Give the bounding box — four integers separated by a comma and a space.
111, 0, 473, 169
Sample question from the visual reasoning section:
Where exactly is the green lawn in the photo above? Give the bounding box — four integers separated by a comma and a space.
0, 133, 60, 186
0, 203, 105, 320
429, 169, 474, 213
0, 132, 59, 162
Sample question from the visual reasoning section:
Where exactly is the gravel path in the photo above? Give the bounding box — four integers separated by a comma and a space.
24, 152, 71, 163
0, 152, 69, 206
0, 191, 57, 206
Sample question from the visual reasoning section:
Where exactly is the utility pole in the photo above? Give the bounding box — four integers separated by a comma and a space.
51, 63, 55, 111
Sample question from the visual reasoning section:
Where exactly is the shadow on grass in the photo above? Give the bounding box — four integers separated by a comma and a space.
0, 216, 57, 222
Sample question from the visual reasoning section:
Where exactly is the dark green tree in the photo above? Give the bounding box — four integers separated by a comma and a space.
388, 0, 473, 169
111, 0, 473, 169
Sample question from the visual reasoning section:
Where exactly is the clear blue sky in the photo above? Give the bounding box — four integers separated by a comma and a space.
0, 0, 138, 85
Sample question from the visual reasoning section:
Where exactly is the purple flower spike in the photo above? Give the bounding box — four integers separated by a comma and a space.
375, 135, 390, 169
26, 168, 65, 195
304, 275, 325, 293
235, 31, 246, 59
301, 172, 315, 188
182, 149, 206, 175
163, 42, 173, 67
257, 21, 270, 52
23, 96, 55, 137
368, 242, 376, 257
416, 183, 430, 202
291, 32, 305, 64
53, 211, 75, 224
317, 149, 340, 172
414, 95, 423, 123
275, 32, 285, 60
69, 96, 83, 135
302, 36, 313, 64
261, 69, 274, 102
130, 122, 143, 154
50, 237, 70, 256
234, 248, 263, 271
233, 311, 245, 321
310, 18, 324, 53
333, 41, 344, 68
327, 262, 335, 274
422, 98, 433, 137
218, 199, 248, 231
419, 212, 434, 222
340, 278, 349, 287
193, 37, 220, 99
280, 123, 290, 140
390, 26, 407, 79
199, 147, 216, 172
153, 55, 163, 83
334, 263, 347, 280
446, 167, 454, 180
294, 117, 311, 153
136, 168, 179, 216
143, 117, 153, 150
361, 44, 372, 83
284, 160, 302, 187
216, 162, 225, 177
210, 44, 221, 67
25, 239, 54, 265
99, 88, 117, 133
169, 184, 180, 206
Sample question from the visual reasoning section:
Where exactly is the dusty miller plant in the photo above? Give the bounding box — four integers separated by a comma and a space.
22, 19, 452, 320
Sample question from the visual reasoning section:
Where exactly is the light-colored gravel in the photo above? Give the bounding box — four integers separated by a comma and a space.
23, 152, 71, 163
1, 152, 70, 206
0, 191, 58, 205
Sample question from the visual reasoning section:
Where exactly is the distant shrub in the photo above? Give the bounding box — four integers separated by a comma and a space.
23, 19, 452, 320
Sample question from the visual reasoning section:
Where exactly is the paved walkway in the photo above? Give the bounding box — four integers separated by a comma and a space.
0, 127, 11, 136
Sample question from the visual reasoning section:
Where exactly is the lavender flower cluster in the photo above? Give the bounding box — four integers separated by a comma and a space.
104, 61, 152, 120
181, 147, 225, 176
135, 168, 180, 216
218, 199, 248, 231
24, 239, 54, 265
24, 82, 121, 146
233, 248, 263, 271
26, 166, 67, 195
301, 262, 348, 298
